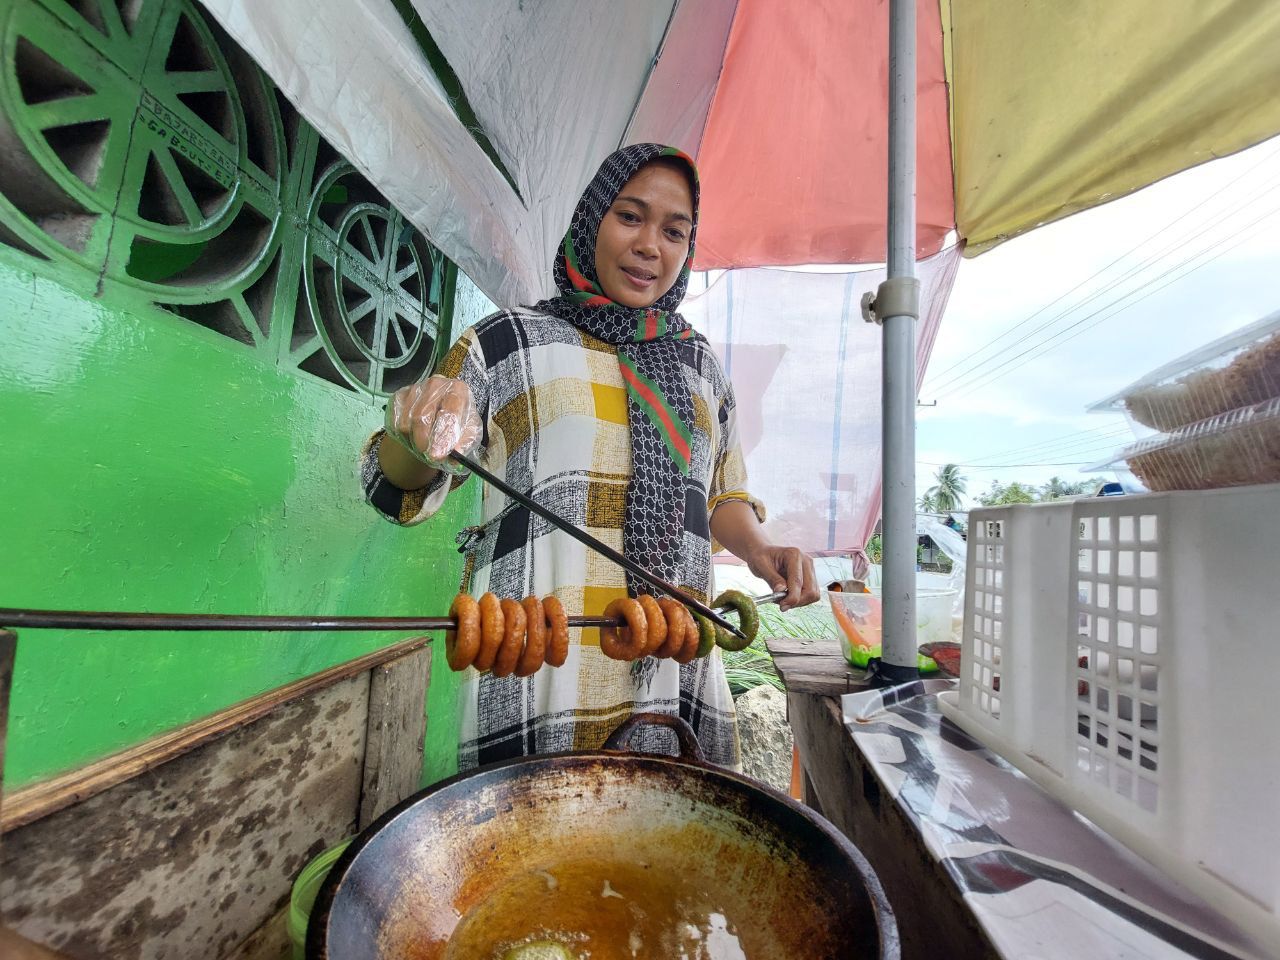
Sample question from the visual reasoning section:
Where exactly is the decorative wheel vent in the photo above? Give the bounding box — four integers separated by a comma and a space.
0, 0, 455, 395
299, 162, 445, 395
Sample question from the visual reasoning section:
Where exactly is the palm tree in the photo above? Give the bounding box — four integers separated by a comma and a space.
926, 463, 967, 513
1042, 476, 1071, 500
917, 491, 938, 513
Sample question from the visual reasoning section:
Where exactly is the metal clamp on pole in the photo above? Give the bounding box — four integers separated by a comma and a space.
861, 276, 920, 325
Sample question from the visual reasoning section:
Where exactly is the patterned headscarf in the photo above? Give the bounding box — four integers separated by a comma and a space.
534, 143, 703, 595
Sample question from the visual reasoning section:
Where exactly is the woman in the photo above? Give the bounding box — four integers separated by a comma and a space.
362, 144, 819, 769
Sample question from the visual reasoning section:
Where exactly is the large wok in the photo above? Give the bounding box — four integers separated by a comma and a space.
309, 714, 898, 959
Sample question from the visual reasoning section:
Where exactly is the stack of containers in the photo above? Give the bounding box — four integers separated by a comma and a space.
1086, 309, 1280, 491
938, 484, 1280, 950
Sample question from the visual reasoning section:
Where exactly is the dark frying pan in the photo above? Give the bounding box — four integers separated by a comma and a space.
309, 714, 898, 959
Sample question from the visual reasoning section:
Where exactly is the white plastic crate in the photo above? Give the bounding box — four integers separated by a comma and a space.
938, 484, 1280, 950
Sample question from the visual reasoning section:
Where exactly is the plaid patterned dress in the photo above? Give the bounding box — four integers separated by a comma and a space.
361, 307, 763, 768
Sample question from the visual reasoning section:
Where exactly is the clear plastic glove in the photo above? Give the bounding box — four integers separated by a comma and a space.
384, 376, 482, 475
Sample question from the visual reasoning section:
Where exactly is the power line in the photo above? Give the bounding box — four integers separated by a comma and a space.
966, 421, 1131, 462
921, 426, 1131, 474
976, 426, 1135, 462
938, 203, 1280, 400
923, 142, 1280, 392
920, 429, 1151, 471
977, 438, 1133, 470
942, 209, 1279, 402
928, 187, 1280, 397
923, 436, 1133, 467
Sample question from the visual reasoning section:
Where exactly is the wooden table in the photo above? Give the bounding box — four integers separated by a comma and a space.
766, 636, 998, 960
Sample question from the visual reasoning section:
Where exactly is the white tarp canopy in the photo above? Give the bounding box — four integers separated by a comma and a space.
201, 0, 717, 306
198, 0, 1280, 306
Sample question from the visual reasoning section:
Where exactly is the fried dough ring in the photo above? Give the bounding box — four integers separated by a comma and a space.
711, 590, 759, 652
674, 607, 700, 664
516, 596, 547, 677
691, 611, 717, 659
473, 592, 504, 672
492, 598, 527, 678
654, 598, 688, 658
600, 597, 647, 660
543, 595, 569, 667
445, 593, 480, 671
635, 594, 666, 657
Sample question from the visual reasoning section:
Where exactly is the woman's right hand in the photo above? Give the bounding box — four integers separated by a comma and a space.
381, 376, 483, 485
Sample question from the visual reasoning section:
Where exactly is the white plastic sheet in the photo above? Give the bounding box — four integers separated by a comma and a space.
683, 248, 961, 556
199, 0, 679, 306
917, 514, 967, 612
625, 0, 737, 153
411, 0, 677, 210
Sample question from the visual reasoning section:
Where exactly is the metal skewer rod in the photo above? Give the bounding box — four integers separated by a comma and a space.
0, 610, 460, 631
0, 593, 785, 634
0, 609, 597, 632
720, 589, 787, 615
450, 452, 747, 641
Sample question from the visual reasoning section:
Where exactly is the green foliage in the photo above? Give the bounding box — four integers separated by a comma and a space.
722, 602, 838, 698
917, 491, 938, 512
977, 480, 1038, 505
926, 463, 968, 513
866, 533, 883, 564
722, 642, 784, 697
922, 553, 954, 574
1041, 476, 1106, 500
977, 476, 1109, 505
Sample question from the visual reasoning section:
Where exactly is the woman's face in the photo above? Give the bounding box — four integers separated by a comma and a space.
593, 163, 693, 309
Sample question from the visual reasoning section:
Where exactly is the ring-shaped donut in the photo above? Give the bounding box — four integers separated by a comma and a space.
446, 593, 480, 671
473, 592, 505, 672
600, 597, 648, 661
687, 608, 705, 659
654, 599, 687, 658
691, 612, 718, 659
543, 595, 569, 667
712, 590, 760, 652
516, 596, 546, 677
635, 594, 666, 657
492, 598, 527, 678
674, 607, 701, 664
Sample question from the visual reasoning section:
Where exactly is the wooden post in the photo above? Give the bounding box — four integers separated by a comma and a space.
0, 925, 75, 960
358, 645, 432, 830
788, 745, 803, 801
0, 631, 69, 956
0, 630, 14, 879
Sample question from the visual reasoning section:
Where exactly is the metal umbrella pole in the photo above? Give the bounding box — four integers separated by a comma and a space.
862, 0, 920, 683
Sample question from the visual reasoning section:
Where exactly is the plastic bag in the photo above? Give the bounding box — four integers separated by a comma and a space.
385, 376, 483, 475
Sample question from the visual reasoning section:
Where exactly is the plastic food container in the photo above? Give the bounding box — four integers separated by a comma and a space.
1086, 395, 1280, 491
288, 838, 352, 960
1088, 310, 1280, 436
829, 586, 958, 671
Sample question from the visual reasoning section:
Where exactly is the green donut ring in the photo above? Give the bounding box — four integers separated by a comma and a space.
712, 589, 759, 652
692, 612, 717, 658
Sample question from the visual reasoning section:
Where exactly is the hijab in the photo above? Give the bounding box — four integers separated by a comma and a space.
533, 143, 705, 595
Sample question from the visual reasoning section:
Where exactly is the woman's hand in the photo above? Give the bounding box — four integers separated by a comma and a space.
378, 376, 482, 490
709, 500, 821, 612
742, 544, 820, 612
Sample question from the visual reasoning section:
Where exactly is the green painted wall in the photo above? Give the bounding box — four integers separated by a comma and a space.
0, 0, 488, 790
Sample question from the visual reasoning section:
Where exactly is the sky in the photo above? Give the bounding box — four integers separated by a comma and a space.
915, 136, 1280, 508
